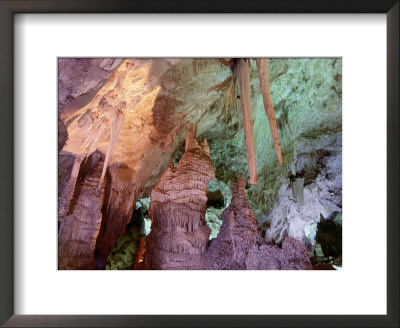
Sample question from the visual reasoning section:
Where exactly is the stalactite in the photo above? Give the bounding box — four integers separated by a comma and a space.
236, 58, 257, 185
256, 58, 283, 165
292, 178, 305, 206
81, 115, 109, 159
98, 110, 124, 188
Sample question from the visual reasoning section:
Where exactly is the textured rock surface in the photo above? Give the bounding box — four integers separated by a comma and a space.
263, 134, 342, 250
205, 176, 312, 270
58, 150, 106, 269
205, 207, 225, 240
94, 163, 137, 269
201, 58, 342, 216
143, 124, 215, 269
59, 59, 230, 269
205, 178, 232, 239
58, 58, 123, 113
58, 58, 341, 269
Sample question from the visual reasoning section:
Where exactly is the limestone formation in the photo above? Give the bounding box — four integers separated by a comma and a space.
236, 59, 257, 185
94, 163, 137, 269
57, 58, 341, 270
58, 150, 106, 270
143, 123, 215, 269
265, 139, 342, 250
58, 152, 83, 218
98, 110, 124, 188
256, 58, 282, 165
205, 176, 312, 270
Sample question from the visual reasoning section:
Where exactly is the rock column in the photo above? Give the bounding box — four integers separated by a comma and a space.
143, 123, 215, 269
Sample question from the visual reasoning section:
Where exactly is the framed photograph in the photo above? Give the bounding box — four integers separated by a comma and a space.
1, 1, 398, 327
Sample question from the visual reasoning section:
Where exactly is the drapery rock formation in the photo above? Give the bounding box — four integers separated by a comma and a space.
142, 123, 215, 269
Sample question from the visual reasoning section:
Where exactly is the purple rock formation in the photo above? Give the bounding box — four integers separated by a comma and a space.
141, 153, 312, 270
205, 176, 312, 270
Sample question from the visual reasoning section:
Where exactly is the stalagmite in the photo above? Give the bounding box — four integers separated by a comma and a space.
256, 58, 283, 165
142, 123, 215, 269
98, 110, 124, 188
205, 176, 312, 270
56, 58, 334, 271
58, 151, 106, 269
236, 58, 257, 185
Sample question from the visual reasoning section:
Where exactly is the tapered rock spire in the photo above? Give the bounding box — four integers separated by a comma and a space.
142, 123, 215, 269
205, 175, 312, 270
236, 58, 257, 185
256, 58, 282, 165
98, 110, 124, 188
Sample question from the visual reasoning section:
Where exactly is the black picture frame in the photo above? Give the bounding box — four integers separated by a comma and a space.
0, 1, 398, 327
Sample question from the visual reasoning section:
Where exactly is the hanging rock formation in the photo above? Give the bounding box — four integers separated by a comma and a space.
205, 176, 312, 270
236, 59, 257, 185
143, 123, 215, 269
256, 58, 282, 165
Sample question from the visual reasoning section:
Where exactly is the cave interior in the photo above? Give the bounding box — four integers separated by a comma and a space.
58, 58, 342, 270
